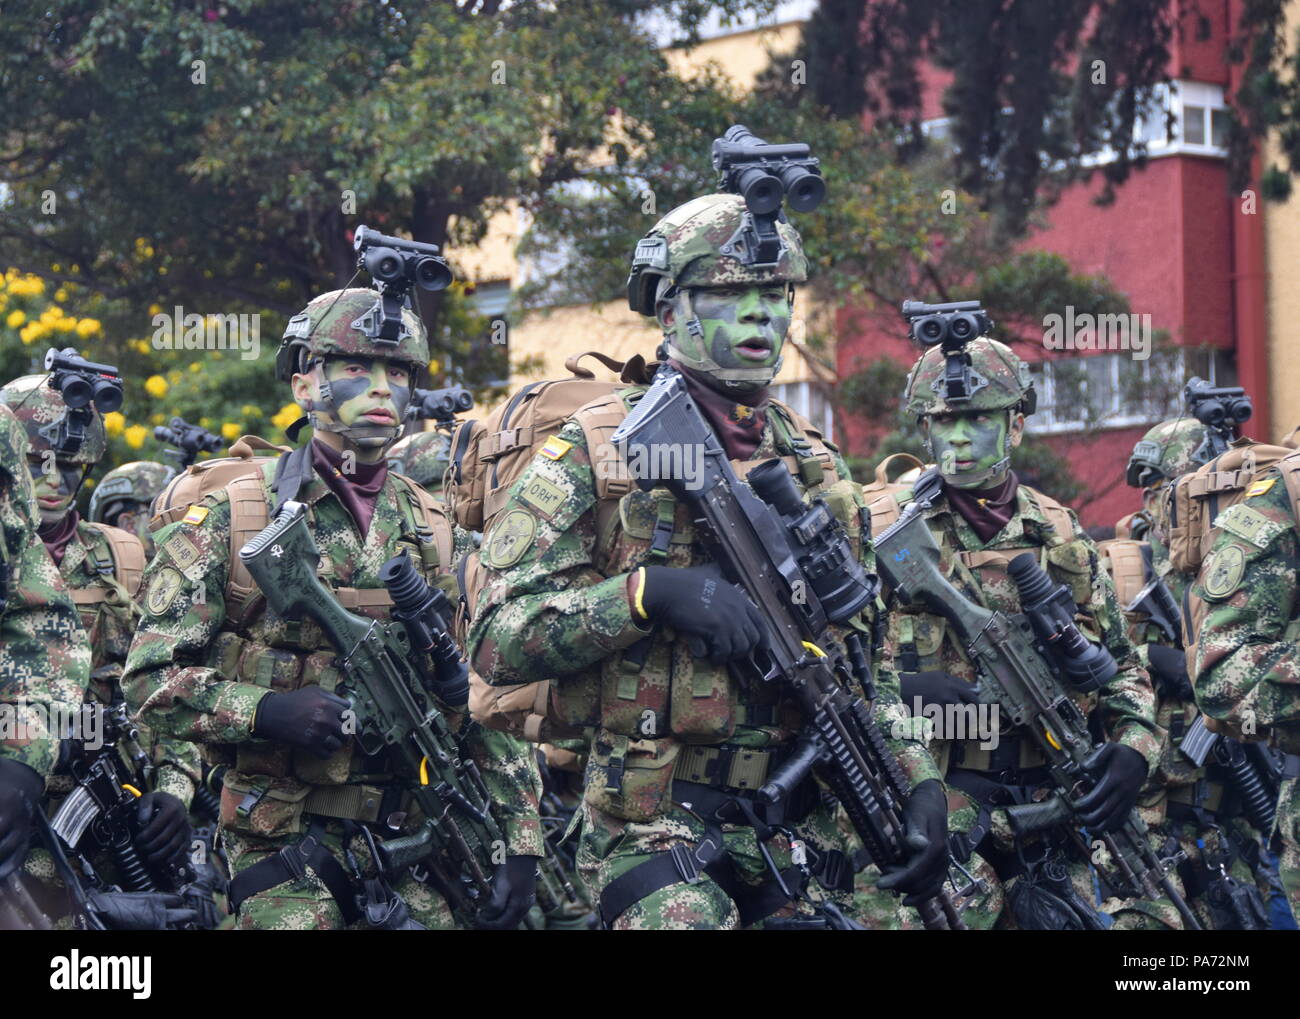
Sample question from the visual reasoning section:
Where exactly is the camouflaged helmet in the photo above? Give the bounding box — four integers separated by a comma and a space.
89, 460, 172, 523
275, 287, 430, 382
387, 429, 451, 492
0, 373, 107, 465
626, 193, 808, 316
1125, 417, 1209, 488
902, 337, 1037, 418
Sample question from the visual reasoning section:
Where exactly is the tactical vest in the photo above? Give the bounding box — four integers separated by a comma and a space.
868, 482, 1089, 776
549, 388, 860, 824
198, 456, 458, 838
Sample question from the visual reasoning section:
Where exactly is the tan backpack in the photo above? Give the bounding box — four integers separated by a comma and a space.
149, 434, 453, 623
445, 351, 652, 532
1166, 439, 1299, 576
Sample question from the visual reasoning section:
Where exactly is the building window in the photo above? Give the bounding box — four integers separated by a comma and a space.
1024, 348, 1227, 435
770, 381, 834, 441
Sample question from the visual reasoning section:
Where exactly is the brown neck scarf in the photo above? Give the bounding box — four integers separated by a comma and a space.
673, 361, 770, 462
39, 511, 80, 568
312, 439, 389, 537
944, 471, 1020, 544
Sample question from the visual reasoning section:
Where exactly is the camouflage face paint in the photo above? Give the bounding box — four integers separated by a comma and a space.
926, 411, 1011, 489
309, 356, 412, 455
682, 284, 790, 391
29, 455, 79, 525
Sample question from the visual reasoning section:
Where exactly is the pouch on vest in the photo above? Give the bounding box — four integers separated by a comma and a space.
220, 773, 312, 838
583, 730, 680, 824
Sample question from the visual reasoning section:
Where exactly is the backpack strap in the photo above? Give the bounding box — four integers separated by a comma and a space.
767, 399, 839, 492
449, 418, 477, 486
225, 472, 273, 623
1097, 538, 1148, 606
82, 522, 146, 598
563, 351, 627, 379
573, 389, 639, 502
1021, 486, 1076, 544
392, 472, 455, 578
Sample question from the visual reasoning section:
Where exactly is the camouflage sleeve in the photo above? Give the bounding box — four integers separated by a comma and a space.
461, 724, 544, 857
830, 449, 941, 790
450, 522, 476, 573
0, 411, 90, 777
469, 421, 648, 687
1191, 480, 1300, 743
1077, 519, 1161, 769
122, 495, 268, 744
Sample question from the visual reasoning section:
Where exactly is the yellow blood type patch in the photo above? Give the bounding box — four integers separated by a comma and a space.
145, 566, 186, 615
540, 436, 572, 461
482, 509, 537, 569
182, 505, 210, 526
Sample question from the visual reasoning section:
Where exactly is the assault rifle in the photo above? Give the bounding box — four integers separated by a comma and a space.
45, 702, 209, 928
609, 366, 965, 930
239, 503, 538, 929
873, 474, 1202, 930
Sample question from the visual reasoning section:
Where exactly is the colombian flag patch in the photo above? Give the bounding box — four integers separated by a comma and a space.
182, 506, 210, 526
539, 436, 572, 461
1246, 478, 1276, 498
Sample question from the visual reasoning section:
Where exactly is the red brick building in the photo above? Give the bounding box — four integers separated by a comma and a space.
837, 0, 1268, 529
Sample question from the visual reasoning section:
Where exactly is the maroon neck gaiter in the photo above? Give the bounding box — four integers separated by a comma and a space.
39, 510, 80, 567
673, 361, 770, 462
312, 439, 389, 537
944, 471, 1020, 544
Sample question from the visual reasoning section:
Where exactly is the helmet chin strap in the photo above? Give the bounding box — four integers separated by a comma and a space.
663, 290, 781, 386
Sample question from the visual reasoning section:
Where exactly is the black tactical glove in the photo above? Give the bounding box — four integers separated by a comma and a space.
86, 890, 198, 931
1146, 644, 1194, 702
134, 791, 191, 868
253, 686, 351, 759
875, 778, 949, 906
0, 758, 44, 881
476, 855, 539, 930
899, 671, 979, 712
1075, 742, 1148, 833
640, 563, 765, 666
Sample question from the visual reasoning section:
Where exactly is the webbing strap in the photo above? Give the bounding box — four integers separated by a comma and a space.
597, 822, 725, 928
226, 821, 361, 925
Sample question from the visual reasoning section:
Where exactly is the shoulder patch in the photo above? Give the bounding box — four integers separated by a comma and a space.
162, 530, 203, 574
182, 505, 209, 526
518, 475, 567, 519
482, 508, 537, 569
1246, 477, 1277, 498
1215, 503, 1284, 550
145, 566, 185, 616
539, 436, 572, 461
1201, 544, 1247, 600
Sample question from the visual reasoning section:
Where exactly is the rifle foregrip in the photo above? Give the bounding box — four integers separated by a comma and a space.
759, 736, 822, 806
1005, 795, 1073, 835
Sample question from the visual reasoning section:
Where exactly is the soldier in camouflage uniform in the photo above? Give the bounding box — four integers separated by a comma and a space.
90, 460, 173, 558
864, 338, 1162, 929
387, 429, 451, 496
0, 374, 196, 901
123, 287, 542, 930
470, 193, 950, 930
1109, 419, 1274, 929
0, 402, 91, 898
1189, 447, 1300, 919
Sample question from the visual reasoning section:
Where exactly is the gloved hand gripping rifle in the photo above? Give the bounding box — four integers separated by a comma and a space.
872, 473, 1202, 930
609, 366, 965, 930
239, 502, 538, 928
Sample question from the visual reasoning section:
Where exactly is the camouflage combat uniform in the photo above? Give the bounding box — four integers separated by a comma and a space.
89, 460, 173, 558
471, 194, 942, 930
1106, 419, 1273, 930
0, 403, 90, 795
124, 289, 542, 930
1190, 453, 1300, 916
867, 338, 1162, 930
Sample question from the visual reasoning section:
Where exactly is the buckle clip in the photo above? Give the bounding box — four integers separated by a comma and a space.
670, 841, 707, 885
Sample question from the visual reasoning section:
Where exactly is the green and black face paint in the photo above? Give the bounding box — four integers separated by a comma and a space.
307, 356, 412, 449
925, 410, 1013, 489
664, 283, 791, 390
